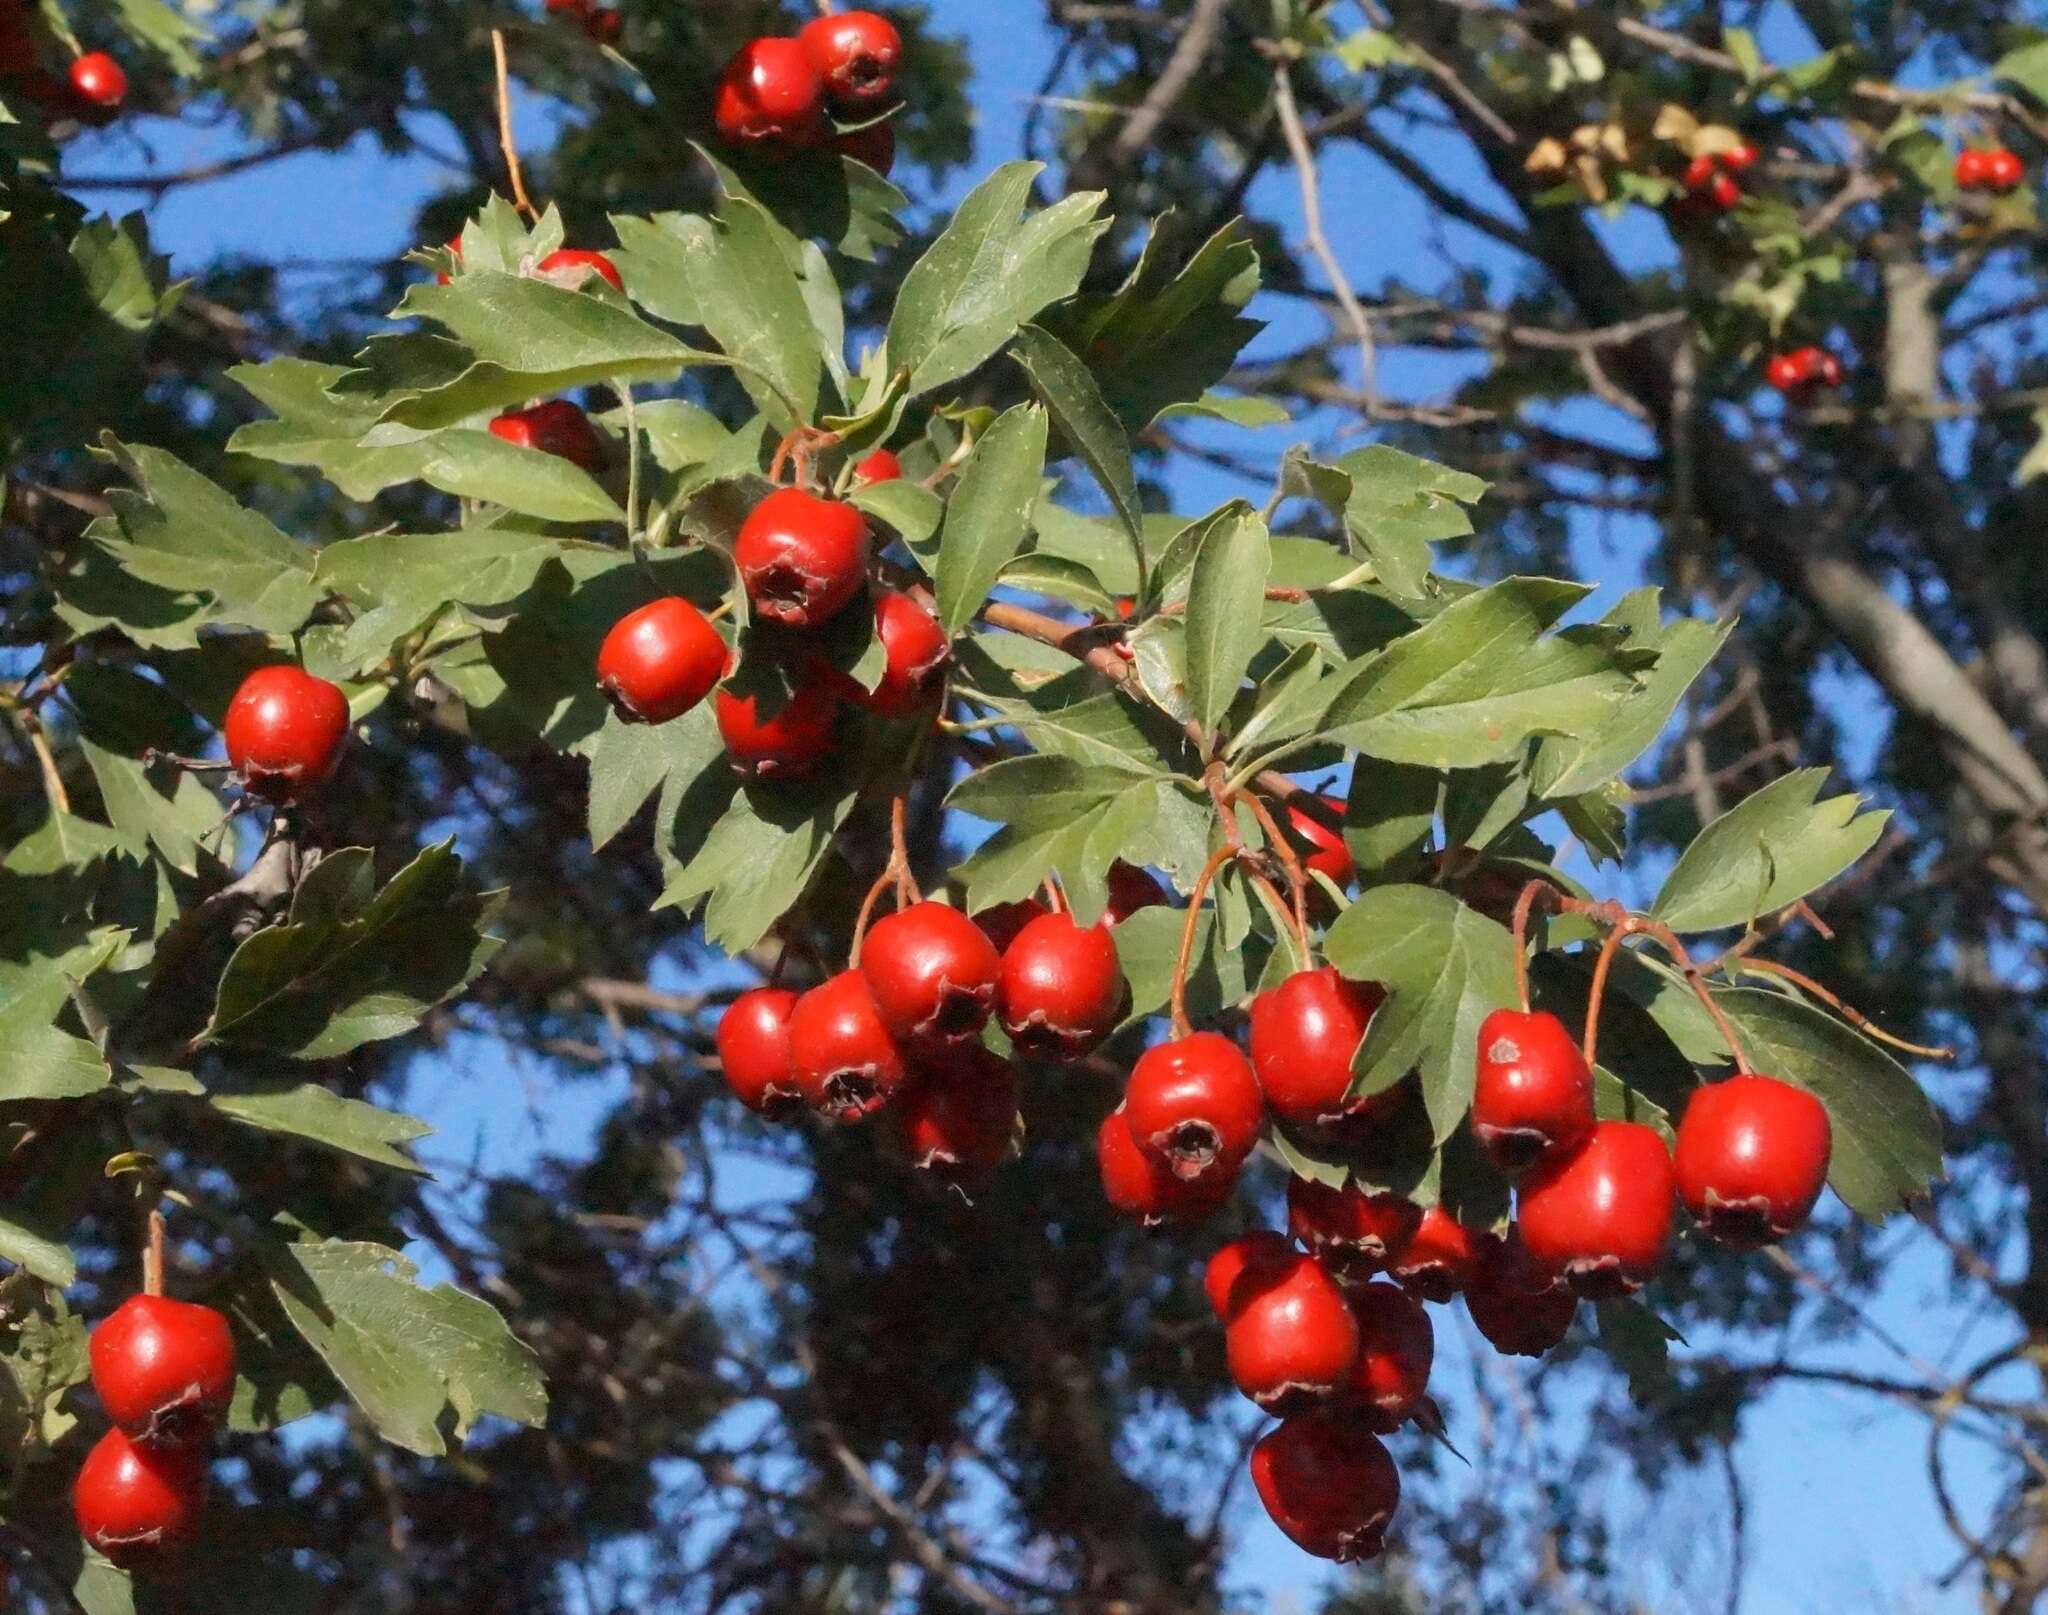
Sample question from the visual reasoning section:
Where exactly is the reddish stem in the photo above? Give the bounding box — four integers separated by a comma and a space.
1170, 846, 1235, 1039
142, 1206, 165, 1298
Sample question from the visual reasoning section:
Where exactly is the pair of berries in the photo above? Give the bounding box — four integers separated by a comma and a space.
222, 665, 351, 802
542, 0, 620, 46
1765, 345, 1844, 402
1288, 1181, 1482, 1301
1956, 146, 2025, 195
1674, 143, 1758, 215
713, 11, 902, 173
75, 1295, 237, 1569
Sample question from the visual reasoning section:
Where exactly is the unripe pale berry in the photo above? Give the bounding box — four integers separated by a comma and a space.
596, 597, 726, 724
859, 900, 1001, 1045
715, 987, 804, 1118
1472, 1007, 1594, 1174
90, 1295, 236, 1449
1673, 1074, 1831, 1248
733, 488, 872, 629
786, 970, 907, 1123
996, 911, 1124, 1061
1249, 968, 1386, 1133
1518, 1120, 1676, 1297
1222, 1248, 1361, 1414
1124, 1032, 1265, 1187
222, 665, 349, 802
1251, 1413, 1400, 1563
73, 1428, 208, 1568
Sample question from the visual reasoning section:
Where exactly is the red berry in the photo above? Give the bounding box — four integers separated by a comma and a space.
734, 488, 872, 629
1673, 1074, 1831, 1248
1251, 1414, 1400, 1563
489, 399, 606, 474
73, 1429, 207, 1568
1286, 1177, 1422, 1278
1472, 1008, 1594, 1173
859, 900, 1001, 1045
995, 911, 1124, 1061
222, 665, 349, 802
90, 1296, 235, 1449
715, 666, 841, 780
1104, 860, 1168, 923
1707, 172, 1742, 210
799, 9, 902, 109
715, 987, 804, 1118
974, 897, 1048, 956
1955, 148, 1990, 191
436, 235, 463, 286
596, 597, 726, 724
582, 7, 621, 45
1286, 795, 1353, 888
852, 446, 902, 485
69, 51, 125, 108
1223, 1248, 1361, 1413
1985, 148, 2026, 194
1249, 968, 1386, 1133
535, 247, 623, 292
1387, 1205, 1482, 1302
836, 122, 897, 177
1518, 1120, 1676, 1297
1465, 1229, 1576, 1358
1815, 351, 1844, 387
786, 970, 907, 1122
1124, 1032, 1265, 1187
1720, 142, 1761, 172
1204, 1230, 1298, 1321
853, 591, 949, 717
1113, 597, 1136, 621
895, 1045, 1017, 1182
714, 37, 825, 148
1765, 351, 1806, 394
1680, 154, 1719, 190
1097, 1108, 1228, 1225
542, 0, 587, 13
1342, 1281, 1434, 1432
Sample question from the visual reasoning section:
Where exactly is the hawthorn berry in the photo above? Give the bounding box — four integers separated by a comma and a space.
852, 591, 949, 717
1472, 1007, 1594, 1173
1104, 861, 1169, 923
995, 910, 1125, 1061
73, 1428, 208, 1569
1204, 1230, 1298, 1321
974, 897, 1048, 956
535, 247, 624, 291
1124, 1032, 1265, 1187
435, 235, 463, 286
713, 37, 825, 149
1465, 1229, 1576, 1358
1984, 147, 2026, 194
1955, 147, 1990, 191
1721, 142, 1761, 172
799, 9, 902, 109
1343, 1281, 1434, 1432
596, 597, 726, 724
582, 7, 621, 45
1517, 1120, 1676, 1297
90, 1296, 236, 1449
1286, 1176, 1422, 1277
851, 446, 902, 485
1673, 1074, 1832, 1248
1286, 795, 1353, 889
836, 122, 896, 177
222, 665, 350, 802
895, 1044, 1018, 1182
1249, 968, 1386, 1133
860, 900, 1002, 1045
489, 399, 606, 474
715, 987, 805, 1118
1222, 1247, 1361, 1414
715, 666, 840, 780
69, 50, 124, 108
1251, 1413, 1400, 1563
1097, 1108, 1228, 1225
1388, 1205, 1482, 1302
733, 487, 872, 629
786, 970, 907, 1122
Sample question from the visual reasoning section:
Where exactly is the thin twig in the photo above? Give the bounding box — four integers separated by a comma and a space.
1271, 59, 1377, 407
142, 1207, 165, 1298
491, 30, 538, 219
1738, 958, 1955, 1059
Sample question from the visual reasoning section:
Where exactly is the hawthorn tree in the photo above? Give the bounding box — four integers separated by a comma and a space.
0, 2, 2041, 1613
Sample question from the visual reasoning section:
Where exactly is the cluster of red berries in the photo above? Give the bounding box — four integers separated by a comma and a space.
713, 9, 902, 175
1671, 142, 1759, 217
0, 0, 128, 116
1955, 145, 2025, 195
1764, 344, 1843, 404
542, 0, 621, 47
73, 1294, 237, 1569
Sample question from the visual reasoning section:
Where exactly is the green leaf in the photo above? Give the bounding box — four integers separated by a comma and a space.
1011, 323, 1144, 562
407, 428, 624, 524
1183, 505, 1272, 734
693, 140, 909, 264
935, 403, 1050, 634
658, 777, 862, 955
0, 1209, 80, 1287
1996, 39, 2048, 104
227, 358, 436, 501
585, 702, 723, 851
1651, 770, 1888, 933
0, 1285, 87, 1454
1592, 1299, 1679, 1397
1287, 444, 1486, 600
315, 525, 570, 618
203, 1082, 432, 1174
1225, 644, 1329, 762
1000, 551, 1119, 617
948, 754, 1153, 828
1116, 902, 1258, 1028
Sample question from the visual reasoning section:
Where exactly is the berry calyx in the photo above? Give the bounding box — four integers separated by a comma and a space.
786, 970, 907, 1123
859, 899, 1002, 1045
715, 987, 805, 1118
974, 897, 1048, 955
733, 487, 873, 629
851, 447, 901, 485
713, 37, 825, 149
799, 9, 902, 109
836, 122, 897, 176
1387, 1205, 1482, 1302
596, 597, 727, 724
73, 1429, 208, 1568
1222, 1247, 1361, 1413
1673, 1074, 1832, 1248
1204, 1230, 1298, 1320
1472, 1007, 1595, 1173
1097, 1108, 1228, 1225
534, 247, 624, 292
715, 665, 841, 780
1286, 796, 1353, 889
1251, 1413, 1400, 1563
1286, 1177, 1423, 1278
222, 665, 350, 802
1517, 1120, 1676, 1297
1104, 860, 1169, 923
852, 591, 949, 717
489, 399, 606, 474
995, 910, 1125, 1061
895, 1045, 1018, 1182
1465, 1229, 1577, 1358
1249, 968, 1387, 1133
1342, 1281, 1434, 1432
90, 1296, 236, 1449
1124, 1032, 1266, 1187
69, 50, 125, 108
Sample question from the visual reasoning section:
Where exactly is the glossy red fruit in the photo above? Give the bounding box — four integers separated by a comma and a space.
1124, 1032, 1265, 1187
1518, 1120, 1676, 1297
996, 911, 1124, 1061
1472, 1008, 1594, 1173
1251, 1414, 1400, 1563
90, 1296, 235, 1449
1765, 350, 1807, 393
1224, 1248, 1361, 1413
1249, 968, 1386, 1133
1204, 1230, 1298, 1321
74, 1429, 207, 1568
1097, 1108, 1229, 1225
1720, 142, 1761, 172
836, 121, 896, 176
855, 591, 949, 717
974, 897, 1048, 956
896, 1044, 1017, 1181
1285, 795, 1354, 889
1286, 1177, 1422, 1278
799, 9, 902, 108
489, 399, 606, 474
713, 37, 825, 148
582, 7, 621, 45
860, 900, 1001, 1045
435, 235, 463, 285
1465, 1229, 1577, 1358
1673, 1074, 1831, 1248
1706, 171, 1742, 210
597, 597, 726, 724
1815, 351, 1845, 388
1343, 1281, 1434, 1432
1103, 861, 1168, 923
715, 667, 840, 780
851, 446, 902, 485
535, 247, 623, 291
222, 665, 349, 802
734, 488, 872, 629
1984, 147, 2026, 194
1388, 1205, 1482, 1302
69, 50, 125, 107
1955, 147, 1988, 191
1680, 154, 1718, 190
786, 970, 907, 1122
715, 987, 804, 1118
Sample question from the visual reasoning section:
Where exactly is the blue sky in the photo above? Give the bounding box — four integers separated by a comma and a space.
58, 2, 2015, 1609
